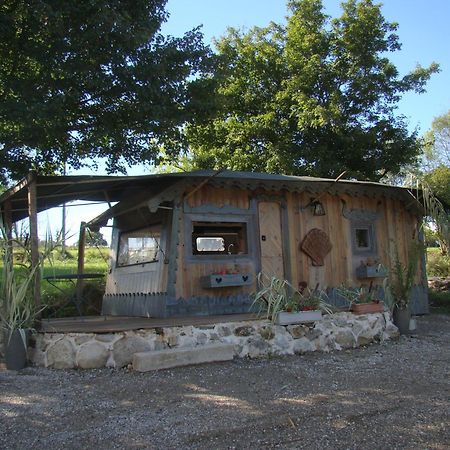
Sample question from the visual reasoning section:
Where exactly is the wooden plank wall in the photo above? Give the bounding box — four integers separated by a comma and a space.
176, 186, 255, 298
287, 192, 419, 291
105, 183, 421, 300
177, 185, 421, 299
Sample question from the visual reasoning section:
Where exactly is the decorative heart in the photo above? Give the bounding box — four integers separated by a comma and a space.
215, 277, 222, 284
242, 275, 248, 282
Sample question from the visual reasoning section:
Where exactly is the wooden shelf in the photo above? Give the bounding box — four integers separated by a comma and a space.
356, 265, 388, 279
200, 273, 253, 288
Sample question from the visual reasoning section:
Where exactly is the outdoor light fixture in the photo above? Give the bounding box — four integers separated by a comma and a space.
311, 200, 326, 216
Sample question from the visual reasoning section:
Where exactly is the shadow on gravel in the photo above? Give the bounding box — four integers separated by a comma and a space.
0, 315, 449, 449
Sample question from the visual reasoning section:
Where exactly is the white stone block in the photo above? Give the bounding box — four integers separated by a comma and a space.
133, 343, 235, 372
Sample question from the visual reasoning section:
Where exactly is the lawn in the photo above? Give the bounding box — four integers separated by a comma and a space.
40, 246, 109, 317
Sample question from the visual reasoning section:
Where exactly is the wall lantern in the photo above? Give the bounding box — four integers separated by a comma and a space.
311, 200, 326, 216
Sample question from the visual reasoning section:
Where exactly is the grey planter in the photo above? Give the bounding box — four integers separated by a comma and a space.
393, 307, 410, 335
5, 329, 28, 370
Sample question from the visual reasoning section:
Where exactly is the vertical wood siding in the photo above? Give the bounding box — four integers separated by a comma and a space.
106, 183, 422, 306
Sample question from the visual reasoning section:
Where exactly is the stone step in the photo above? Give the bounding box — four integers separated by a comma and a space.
132, 343, 235, 372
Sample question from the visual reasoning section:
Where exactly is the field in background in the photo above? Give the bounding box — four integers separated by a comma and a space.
2, 246, 449, 317
40, 246, 109, 317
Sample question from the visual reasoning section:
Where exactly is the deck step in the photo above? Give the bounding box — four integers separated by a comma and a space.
132, 343, 235, 372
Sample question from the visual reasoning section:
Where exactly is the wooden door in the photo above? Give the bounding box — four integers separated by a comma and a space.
258, 201, 284, 280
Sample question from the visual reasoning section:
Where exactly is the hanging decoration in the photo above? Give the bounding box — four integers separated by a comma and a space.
300, 228, 332, 266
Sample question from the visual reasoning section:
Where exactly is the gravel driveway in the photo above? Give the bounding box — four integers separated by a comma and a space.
1, 314, 449, 450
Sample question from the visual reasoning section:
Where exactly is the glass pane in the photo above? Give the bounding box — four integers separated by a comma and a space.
196, 237, 225, 252
118, 227, 160, 266
355, 228, 370, 249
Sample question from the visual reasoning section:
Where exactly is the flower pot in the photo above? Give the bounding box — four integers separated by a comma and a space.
276, 310, 322, 325
5, 329, 29, 371
351, 301, 384, 314
393, 307, 410, 335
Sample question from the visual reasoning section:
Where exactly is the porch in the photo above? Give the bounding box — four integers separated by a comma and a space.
37, 313, 257, 333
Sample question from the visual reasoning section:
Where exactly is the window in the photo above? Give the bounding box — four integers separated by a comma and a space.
352, 222, 376, 254
355, 227, 371, 250
192, 222, 247, 255
117, 226, 161, 266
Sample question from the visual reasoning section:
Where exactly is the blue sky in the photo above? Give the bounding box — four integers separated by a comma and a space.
41, 0, 450, 243
163, 0, 450, 133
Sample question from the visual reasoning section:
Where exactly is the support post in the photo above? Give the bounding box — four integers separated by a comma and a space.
76, 222, 87, 310
27, 172, 41, 309
3, 199, 13, 241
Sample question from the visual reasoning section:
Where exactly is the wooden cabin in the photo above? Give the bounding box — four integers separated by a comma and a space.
87, 170, 428, 317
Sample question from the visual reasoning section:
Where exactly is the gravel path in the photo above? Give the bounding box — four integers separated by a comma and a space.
1, 314, 449, 450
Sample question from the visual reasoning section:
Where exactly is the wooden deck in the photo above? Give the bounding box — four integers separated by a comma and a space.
37, 313, 259, 333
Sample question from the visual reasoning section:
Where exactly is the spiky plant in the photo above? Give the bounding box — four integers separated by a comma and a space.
251, 272, 332, 324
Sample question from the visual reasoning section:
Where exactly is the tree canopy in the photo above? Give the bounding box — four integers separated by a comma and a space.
423, 109, 450, 170
0, 0, 211, 183
187, 0, 439, 180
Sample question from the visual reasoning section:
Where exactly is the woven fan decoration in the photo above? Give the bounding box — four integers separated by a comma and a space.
300, 228, 332, 266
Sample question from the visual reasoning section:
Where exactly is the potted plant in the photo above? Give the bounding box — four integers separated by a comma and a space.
251, 273, 332, 325
384, 242, 423, 334
337, 282, 384, 314
0, 224, 49, 370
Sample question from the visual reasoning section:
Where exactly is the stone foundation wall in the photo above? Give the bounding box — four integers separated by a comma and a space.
28, 312, 399, 370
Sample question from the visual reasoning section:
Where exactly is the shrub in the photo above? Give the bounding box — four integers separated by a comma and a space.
427, 251, 450, 277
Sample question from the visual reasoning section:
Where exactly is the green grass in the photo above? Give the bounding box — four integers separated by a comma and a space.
426, 248, 450, 277
40, 246, 109, 317
1, 246, 110, 318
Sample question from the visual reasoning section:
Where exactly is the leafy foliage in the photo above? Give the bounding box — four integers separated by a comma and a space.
86, 230, 107, 247
389, 241, 423, 309
187, 0, 438, 180
427, 249, 450, 278
252, 272, 332, 323
0, 222, 54, 341
0, 0, 212, 183
423, 109, 450, 170
424, 166, 450, 207
408, 174, 450, 256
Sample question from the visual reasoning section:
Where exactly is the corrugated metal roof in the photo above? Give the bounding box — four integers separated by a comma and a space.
0, 170, 418, 223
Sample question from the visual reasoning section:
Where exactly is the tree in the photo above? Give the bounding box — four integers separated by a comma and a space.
187, 0, 438, 181
0, 0, 211, 183
424, 166, 450, 206
86, 230, 107, 247
423, 109, 450, 170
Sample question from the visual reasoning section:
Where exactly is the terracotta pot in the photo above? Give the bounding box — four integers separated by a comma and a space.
393, 307, 410, 335
351, 301, 384, 314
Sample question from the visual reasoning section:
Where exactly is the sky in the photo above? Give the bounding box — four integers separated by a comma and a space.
37, 0, 450, 244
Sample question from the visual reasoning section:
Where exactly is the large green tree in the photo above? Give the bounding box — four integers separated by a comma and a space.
423, 109, 450, 170
187, 0, 438, 180
0, 0, 211, 182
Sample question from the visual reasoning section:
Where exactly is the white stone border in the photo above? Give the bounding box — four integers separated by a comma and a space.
28, 312, 399, 370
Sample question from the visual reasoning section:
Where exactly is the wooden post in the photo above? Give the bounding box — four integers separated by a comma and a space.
27, 172, 41, 308
76, 221, 87, 311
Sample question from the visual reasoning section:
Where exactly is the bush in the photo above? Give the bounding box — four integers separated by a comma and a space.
427, 250, 450, 277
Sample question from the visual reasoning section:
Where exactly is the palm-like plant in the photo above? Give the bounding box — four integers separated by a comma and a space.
252, 272, 332, 324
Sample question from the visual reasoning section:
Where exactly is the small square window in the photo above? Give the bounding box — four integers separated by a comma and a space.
352, 222, 376, 254
355, 228, 370, 249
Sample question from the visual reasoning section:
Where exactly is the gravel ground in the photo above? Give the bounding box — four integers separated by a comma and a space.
1, 314, 449, 450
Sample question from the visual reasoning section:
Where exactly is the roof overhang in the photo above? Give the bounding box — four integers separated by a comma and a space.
0, 170, 425, 225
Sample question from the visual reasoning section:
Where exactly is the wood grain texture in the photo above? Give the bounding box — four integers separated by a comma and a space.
258, 201, 284, 280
